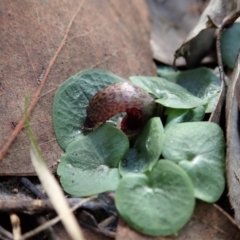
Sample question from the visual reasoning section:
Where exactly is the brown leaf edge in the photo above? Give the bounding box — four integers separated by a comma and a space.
210, 10, 240, 123
212, 9, 240, 225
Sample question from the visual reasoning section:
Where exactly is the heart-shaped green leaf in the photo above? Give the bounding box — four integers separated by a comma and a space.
162, 122, 225, 202
57, 124, 129, 197
165, 106, 205, 129
116, 160, 195, 236
53, 69, 124, 150
119, 117, 164, 175
157, 67, 221, 113
130, 76, 206, 109
221, 23, 240, 69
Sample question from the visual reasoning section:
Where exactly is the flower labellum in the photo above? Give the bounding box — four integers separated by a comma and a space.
82, 82, 156, 136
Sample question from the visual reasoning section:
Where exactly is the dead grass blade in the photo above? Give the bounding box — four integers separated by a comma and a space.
24, 98, 86, 240
28, 147, 85, 240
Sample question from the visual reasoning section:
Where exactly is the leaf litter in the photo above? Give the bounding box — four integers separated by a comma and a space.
1, 0, 240, 239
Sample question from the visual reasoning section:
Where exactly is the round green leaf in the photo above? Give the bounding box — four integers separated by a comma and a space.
57, 124, 129, 197
221, 23, 240, 69
53, 69, 124, 150
119, 117, 164, 175
116, 160, 195, 236
162, 122, 225, 202
165, 106, 205, 129
157, 67, 221, 113
130, 76, 206, 109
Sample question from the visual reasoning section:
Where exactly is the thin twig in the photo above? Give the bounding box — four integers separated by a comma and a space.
98, 215, 116, 228
36, 216, 57, 240
0, 225, 13, 240
213, 204, 240, 229
79, 221, 116, 239
0, 0, 85, 161
10, 214, 22, 240
20, 196, 96, 240
0, 198, 109, 213
79, 210, 99, 227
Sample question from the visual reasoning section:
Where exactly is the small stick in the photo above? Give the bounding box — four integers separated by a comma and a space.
0, 198, 110, 213
98, 215, 116, 228
0, 225, 13, 240
79, 221, 116, 239
213, 204, 240, 229
10, 214, 22, 240
36, 216, 57, 240
19, 196, 96, 240
20, 177, 48, 200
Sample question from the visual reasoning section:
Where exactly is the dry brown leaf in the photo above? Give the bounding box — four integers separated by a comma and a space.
0, 0, 156, 175
175, 0, 237, 68
116, 201, 240, 240
226, 51, 240, 224
146, 0, 206, 66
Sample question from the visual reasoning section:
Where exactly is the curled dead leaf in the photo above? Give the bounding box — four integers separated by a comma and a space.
146, 0, 206, 66
174, 0, 237, 68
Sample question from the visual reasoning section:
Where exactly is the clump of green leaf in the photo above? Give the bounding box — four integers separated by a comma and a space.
157, 67, 221, 113
53, 68, 225, 237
